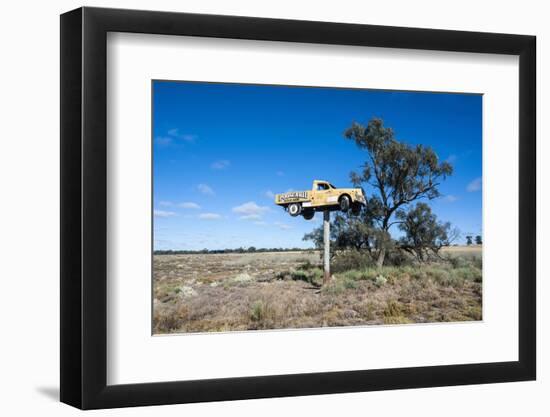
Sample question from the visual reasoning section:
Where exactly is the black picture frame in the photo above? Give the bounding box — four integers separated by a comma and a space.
60, 6, 536, 410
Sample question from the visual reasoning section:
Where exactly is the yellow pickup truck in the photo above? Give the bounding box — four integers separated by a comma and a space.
274, 180, 366, 220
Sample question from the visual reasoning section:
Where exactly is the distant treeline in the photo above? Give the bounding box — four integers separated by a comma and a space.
154, 247, 314, 255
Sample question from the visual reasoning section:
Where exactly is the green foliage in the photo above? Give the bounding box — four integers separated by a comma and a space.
321, 275, 360, 295
276, 267, 323, 287
331, 249, 375, 273
249, 300, 276, 325
305, 117, 455, 267
397, 203, 458, 262
297, 260, 314, 271
291, 270, 322, 286
343, 277, 358, 289
345, 118, 453, 205
374, 275, 387, 287
321, 281, 345, 295
250, 301, 265, 322
303, 211, 378, 263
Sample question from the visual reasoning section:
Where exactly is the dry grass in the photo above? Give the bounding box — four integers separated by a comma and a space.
153, 247, 482, 334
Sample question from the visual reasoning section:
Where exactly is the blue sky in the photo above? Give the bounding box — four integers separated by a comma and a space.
153, 81, 482, 251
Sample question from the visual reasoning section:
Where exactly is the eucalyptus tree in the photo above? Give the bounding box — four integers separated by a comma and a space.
344, 118, 453, 266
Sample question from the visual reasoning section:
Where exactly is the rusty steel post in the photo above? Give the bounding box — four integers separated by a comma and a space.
323, 210, 330, 285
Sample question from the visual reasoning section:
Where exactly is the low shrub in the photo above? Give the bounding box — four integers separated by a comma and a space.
383, 316, 413, 325
322, 283, 342, 296
297, 260, 315, 271
291, 269, 322, 286
374, 275, 387, 287
332, 249, 374, 273
453, 266, 482, 283
385, 250, 412, 267
383, 300, 403, 317
250, 300, 267, 322
342, 277, 358, 289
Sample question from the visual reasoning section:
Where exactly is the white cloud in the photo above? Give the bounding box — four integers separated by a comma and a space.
443, 194, 459, 202
446, 154, 457, 164
199, 213, 221, 220
232, 202, 270, 218
240, 214, 262, 221
168, 128, 197, 142
211, 160, 230, 170
254, 221, 267, 226
275, 222, 292, 230
156, 129, 197, 146
467, 177, 482, 192
155, 136, 173, 146
264, 190, 275, 199
154, 210, 176, 218
158, 201, 174, 207
197, 184, 215, 196
178, 202, 201, 209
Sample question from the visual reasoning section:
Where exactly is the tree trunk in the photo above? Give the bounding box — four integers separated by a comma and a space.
377, 221, 390, 268
376, 246, 386, 268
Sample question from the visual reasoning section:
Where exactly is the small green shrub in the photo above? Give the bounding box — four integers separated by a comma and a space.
446, 255, 468, 269
322, 281, 345, 295
374, 275, 387, 287
290, 269, 322, 286
332, 249, 374, 273
384, 250, 412, 267
338, 268, 378, 282
453, 266, 482, 283
275, 270, 293, 280
342, 277, 358, 289
290, 270, 308, 282
298, 261, 315, 271
250, 300, 267, 322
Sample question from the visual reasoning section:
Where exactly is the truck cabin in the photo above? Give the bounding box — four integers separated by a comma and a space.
313, 180, 335, 191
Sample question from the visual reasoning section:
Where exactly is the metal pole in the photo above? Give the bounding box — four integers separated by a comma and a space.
323, 210, 330, 284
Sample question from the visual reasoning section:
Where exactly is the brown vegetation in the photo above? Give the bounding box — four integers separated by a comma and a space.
153, 247, 482, 334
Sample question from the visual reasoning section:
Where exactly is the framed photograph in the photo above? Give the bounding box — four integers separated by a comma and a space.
60, 7, 536, 409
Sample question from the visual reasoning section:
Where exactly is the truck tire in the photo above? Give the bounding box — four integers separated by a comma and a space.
288, 203, 302, 217
351, 203, 361, 216
339, 195, 351, 212
303, 210, 314, 220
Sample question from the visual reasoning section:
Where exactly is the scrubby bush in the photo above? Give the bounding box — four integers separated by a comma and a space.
374, 275, 387, 287
332, 249, 375, 273
250, 300, 267, 322
343, 277, 359, 289
384, 250, 412, 267
383, 300, 403, 317
383, 316, 413, 325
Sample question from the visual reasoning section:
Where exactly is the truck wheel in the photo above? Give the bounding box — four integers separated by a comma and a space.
303, 210, 314, 220
288, 203, 302, 217
339, 195, 351, 212
351, 203, 361, 216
